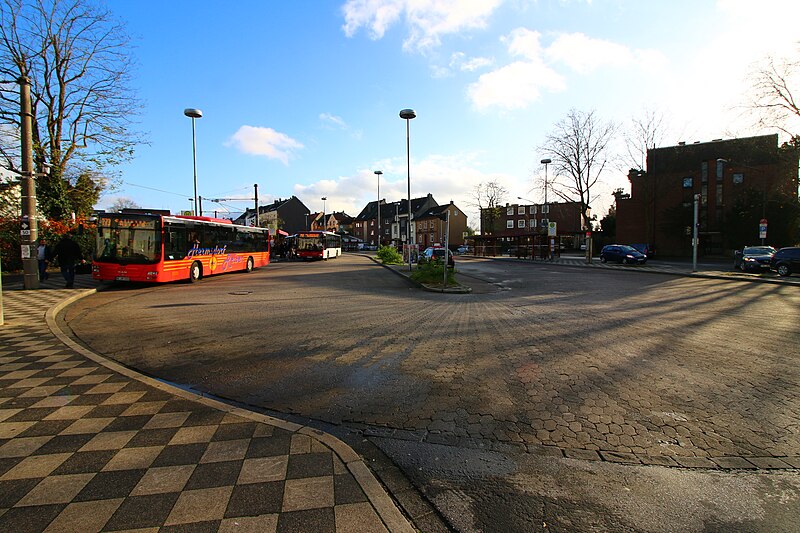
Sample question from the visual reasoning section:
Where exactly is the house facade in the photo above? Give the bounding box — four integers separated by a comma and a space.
480, 200, 588, 245
354, 194, 441, 248
414, 202, 468, 248
234, 196, 310, 235
616, 134, 799, 256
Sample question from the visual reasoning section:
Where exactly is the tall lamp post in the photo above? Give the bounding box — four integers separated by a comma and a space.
400, 108, 416, 271
184, 108, 203, 216
321, 197, 327, 231
374, 170, 383, 246
540, 158, 552, 204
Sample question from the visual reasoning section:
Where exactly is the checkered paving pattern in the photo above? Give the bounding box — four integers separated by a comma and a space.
0, 290, 404, 532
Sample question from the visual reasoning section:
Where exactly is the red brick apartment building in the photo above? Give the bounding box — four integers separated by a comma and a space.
616, 134, 799, 257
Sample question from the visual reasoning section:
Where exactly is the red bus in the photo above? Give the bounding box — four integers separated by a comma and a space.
93, 213, 270, 282
296, 231, 342, 260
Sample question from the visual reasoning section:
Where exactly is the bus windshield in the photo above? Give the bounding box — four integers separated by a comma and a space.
297, 234, 323, 251
96, 215, 161, 264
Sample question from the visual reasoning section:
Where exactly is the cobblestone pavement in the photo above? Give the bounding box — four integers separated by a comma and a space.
0, 288, 414, 532
62, 255, 800, 471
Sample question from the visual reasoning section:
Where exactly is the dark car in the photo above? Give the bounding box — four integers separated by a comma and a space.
420, 247, 455, 267
733, 246, 777, 272
770, 247, 800, 277
630, 243, 656, 258
600, 244, 647, 265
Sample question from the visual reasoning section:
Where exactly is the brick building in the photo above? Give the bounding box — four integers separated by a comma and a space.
616, 134, 799, 256
414, 202, 468, 248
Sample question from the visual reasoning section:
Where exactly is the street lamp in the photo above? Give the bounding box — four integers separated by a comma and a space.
400, 108, 416, 271
184, 108, 203, 216
374, 170, 383, 246
540, 158, 552, 204
321, 197, 327, 231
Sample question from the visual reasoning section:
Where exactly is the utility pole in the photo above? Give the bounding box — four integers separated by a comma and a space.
19, 76, 39, 289
254, 184, 259, 227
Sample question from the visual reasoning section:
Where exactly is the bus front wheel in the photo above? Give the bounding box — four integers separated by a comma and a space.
189, 261, 202, 283
246, 257, 254, 272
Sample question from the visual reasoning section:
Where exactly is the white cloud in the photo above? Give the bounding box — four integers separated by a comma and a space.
342, 0, 503, 52
319, 113, 348, 129
468, 61, 566, 110
294, 152, 523, 224
225, 126, 303, 165
545, 32, 666, 74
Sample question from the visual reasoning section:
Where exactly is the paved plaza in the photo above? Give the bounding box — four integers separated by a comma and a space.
0, 287, 413, 532
62, 255, 800, 471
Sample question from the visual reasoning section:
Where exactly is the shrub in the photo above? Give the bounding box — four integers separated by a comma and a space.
376, 244, 403, 265
410, 259, 456, 286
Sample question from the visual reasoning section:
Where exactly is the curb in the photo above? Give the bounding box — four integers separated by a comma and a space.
360, 254, 472, 293
47, 289, 415, 533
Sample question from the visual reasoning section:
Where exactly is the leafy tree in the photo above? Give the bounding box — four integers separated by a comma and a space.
0, 0, 142, 220
540, 108, 617, 231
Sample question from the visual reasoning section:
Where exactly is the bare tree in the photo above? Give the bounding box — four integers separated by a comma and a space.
746, 52, 799, 138
624, 108, 667, 171
0, 0, 142, 219
107, 196, 139, 212
540, 108, 617, 230
468, 180, 507, 234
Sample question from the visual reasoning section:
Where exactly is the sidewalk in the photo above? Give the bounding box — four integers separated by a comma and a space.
0, 287, 414, 532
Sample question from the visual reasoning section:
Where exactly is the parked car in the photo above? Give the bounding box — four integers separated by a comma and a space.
420, 247, 455, 267
456, 245, 470, 254
599, 244, 647, 265
733, 246, 777, 272
630, 243, 656, 258
770, 247, 800, 277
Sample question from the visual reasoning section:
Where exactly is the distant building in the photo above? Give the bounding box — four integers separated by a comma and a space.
354, 193, 452, 247
480, 201, 588, 241
234, 196, 310, 235
616, 134, 799, 256
415, 202, 468, 248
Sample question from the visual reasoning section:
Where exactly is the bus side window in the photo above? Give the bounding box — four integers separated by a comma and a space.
165, 225, 190, 260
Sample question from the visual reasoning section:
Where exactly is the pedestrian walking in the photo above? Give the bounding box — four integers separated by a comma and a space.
36, 238, 51, 281
53, 234, 83, 288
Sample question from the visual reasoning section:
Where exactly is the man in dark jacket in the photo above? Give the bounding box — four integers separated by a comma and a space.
53, 235, 83, 288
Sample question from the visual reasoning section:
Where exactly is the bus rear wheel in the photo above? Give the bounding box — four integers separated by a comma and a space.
189, 261, 202, 283
246, 257, 254, 272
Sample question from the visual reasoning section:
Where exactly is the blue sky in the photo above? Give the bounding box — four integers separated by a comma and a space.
104, 0, 800, 225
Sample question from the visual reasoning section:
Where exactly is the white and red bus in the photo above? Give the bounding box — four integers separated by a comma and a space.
93, 213, 270, 282
296, 231, 342, 260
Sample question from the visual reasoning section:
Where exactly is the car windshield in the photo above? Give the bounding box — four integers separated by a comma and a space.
619, 245, 638, 253
743, 247, 776, 255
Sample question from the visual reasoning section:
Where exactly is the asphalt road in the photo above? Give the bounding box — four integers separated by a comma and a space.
61, 254, 800, 532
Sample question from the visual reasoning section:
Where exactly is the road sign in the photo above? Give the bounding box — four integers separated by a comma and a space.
20, 229, 30, 236
548, 222, 557, 237
759, 219, 768, 240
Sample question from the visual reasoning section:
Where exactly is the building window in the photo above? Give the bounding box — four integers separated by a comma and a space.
531, 205, 537, 214
716, 160, 724, 180
542, 204, 550, 214
518, 219, 525, 228
370, 230, 374, 236
701, 184, 708, 206
701, 161, 708, 182
716, 184, 723, 207
430, 232, 435, 242
683, 177, 693, 188
507, 207, 514, 215
518, 206, 525, 215
506, 220, 514, 229
541, 218, 549, 227
733, 173, 744, 184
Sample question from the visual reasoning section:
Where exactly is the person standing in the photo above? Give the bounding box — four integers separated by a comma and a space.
53, 234, 83, 288
37, 238, 51, 281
